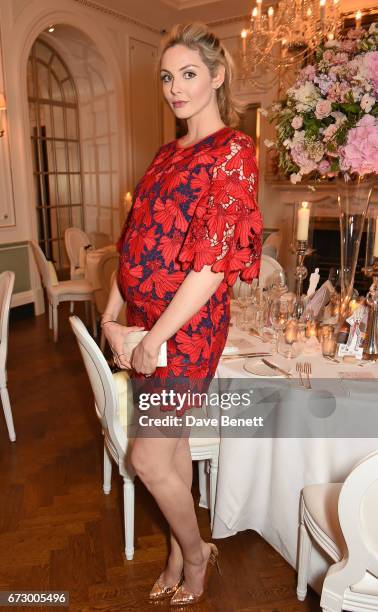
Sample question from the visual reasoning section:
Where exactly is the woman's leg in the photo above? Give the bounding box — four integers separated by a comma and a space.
131, 432, 211, 595
160, 437, 193, 584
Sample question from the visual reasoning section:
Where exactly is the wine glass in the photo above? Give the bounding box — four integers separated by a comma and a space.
236, 282, 254, 330
269, 299, 290, 352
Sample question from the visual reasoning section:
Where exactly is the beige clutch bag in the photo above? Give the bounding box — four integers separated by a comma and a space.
123, 331, 167, 367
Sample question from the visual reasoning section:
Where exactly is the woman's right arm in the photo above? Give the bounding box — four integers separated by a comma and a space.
101, 277, 144, 368
101, 275, 125, 326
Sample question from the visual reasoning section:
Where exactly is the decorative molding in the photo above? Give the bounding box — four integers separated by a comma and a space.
207, 13, 249, 26
72, 0, 161, 34
161, 0, 221, 8
73, 0, 248, 29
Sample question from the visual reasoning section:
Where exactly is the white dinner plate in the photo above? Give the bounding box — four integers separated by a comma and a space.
243, 358, 285, 377
222, 344, 239, 356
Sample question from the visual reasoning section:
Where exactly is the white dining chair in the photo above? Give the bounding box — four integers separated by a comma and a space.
297, 450, 378, 611
88, 231, 112, 250
70, 315, 220, 560
0, 271, 16, 442
262, 229, 282, 260
233, 254, 284, 297
64, 227, 91, 280
31, 241, 97, 342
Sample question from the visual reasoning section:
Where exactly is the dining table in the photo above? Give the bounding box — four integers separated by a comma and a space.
212, 308, 378, 595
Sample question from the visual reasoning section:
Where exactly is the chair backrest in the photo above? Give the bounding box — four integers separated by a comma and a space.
69, 315, 129, 471
65, 228, 91, 269
232, 254, 284, 298
0, 271, 15, 367
97, 252, 119, 313
88, 232, 112, 250
336, 450, 378, 582
262, 230, 282, 259
30, 240, 52, 289
259, 254, 283, 289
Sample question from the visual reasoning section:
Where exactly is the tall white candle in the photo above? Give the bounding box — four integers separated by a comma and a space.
241, 29, 247, 55
373, 217, 378, 258
251, 7, 257, 31
320, 0, 326, 23
355, 10, 362, 28
268, 7, 274, 30
297, 202, 310, 241
256, 0, 262, 23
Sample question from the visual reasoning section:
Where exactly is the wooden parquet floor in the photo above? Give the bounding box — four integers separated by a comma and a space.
0, 303, 320, 612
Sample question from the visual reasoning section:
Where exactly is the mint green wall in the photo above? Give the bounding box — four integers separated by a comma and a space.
0, 242, 30, 292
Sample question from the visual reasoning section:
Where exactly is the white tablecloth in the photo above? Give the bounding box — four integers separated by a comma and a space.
213, 325, 378, 594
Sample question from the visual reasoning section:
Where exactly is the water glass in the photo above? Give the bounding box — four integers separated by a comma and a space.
321, 329, 337, 358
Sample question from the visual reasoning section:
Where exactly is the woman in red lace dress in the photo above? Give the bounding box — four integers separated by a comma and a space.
102, 22, 262, 607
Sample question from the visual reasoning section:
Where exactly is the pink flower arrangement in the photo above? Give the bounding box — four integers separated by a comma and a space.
267, 23, 378, 181
340, 114, 378, 175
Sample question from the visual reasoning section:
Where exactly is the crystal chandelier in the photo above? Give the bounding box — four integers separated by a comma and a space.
239, 0, 341, 91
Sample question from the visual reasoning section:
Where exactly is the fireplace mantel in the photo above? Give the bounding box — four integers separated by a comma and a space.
269, 178, 378, 217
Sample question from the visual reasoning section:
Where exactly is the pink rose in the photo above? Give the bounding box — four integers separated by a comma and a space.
315, 99, 332, 119
318, 160, 331, 174
291, 116, 303, 129
323, 50, 334, 63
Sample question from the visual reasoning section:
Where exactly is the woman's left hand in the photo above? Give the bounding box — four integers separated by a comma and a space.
131, 336, 160, 376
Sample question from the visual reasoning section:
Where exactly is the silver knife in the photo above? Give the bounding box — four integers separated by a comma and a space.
262, 358, 292, 377
222, 352, 272, 361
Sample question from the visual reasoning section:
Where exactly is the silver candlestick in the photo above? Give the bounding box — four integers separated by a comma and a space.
293, 240, 309, 319
362, 257, 378, 361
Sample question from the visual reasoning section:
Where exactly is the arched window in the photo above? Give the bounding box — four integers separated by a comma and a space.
27, 38, 84, 269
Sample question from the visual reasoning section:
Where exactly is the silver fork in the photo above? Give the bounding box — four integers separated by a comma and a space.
303, 362, 312, 390
296, 362, 305, 388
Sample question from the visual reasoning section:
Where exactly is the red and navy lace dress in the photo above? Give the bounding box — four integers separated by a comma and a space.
116, 126, 262, 393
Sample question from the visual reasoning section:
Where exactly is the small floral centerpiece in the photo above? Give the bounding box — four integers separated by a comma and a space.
265, 23, 378, 184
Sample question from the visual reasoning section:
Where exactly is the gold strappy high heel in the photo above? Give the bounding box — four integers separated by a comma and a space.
149, 571, 184, 603
169, 543, 221, 607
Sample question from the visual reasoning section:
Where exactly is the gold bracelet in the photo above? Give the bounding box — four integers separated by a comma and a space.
100, 320, 119, 328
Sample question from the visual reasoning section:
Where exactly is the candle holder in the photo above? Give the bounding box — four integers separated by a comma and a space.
362, 257, 378, 361
293, 240, 309, 319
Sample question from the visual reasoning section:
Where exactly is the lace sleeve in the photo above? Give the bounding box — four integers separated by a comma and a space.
178, 137, 263, 286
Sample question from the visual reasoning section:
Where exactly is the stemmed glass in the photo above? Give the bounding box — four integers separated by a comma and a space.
236, 281, 256, 330
269, 298, 290, 352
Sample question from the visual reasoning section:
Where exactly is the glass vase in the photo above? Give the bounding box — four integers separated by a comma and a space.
336, 176, 374, 326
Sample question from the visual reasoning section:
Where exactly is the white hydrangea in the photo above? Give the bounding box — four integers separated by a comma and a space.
292, 82, 321, 112
292, 129, 306, 144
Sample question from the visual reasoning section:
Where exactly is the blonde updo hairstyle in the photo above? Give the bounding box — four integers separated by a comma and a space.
159, 22, 243, 128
